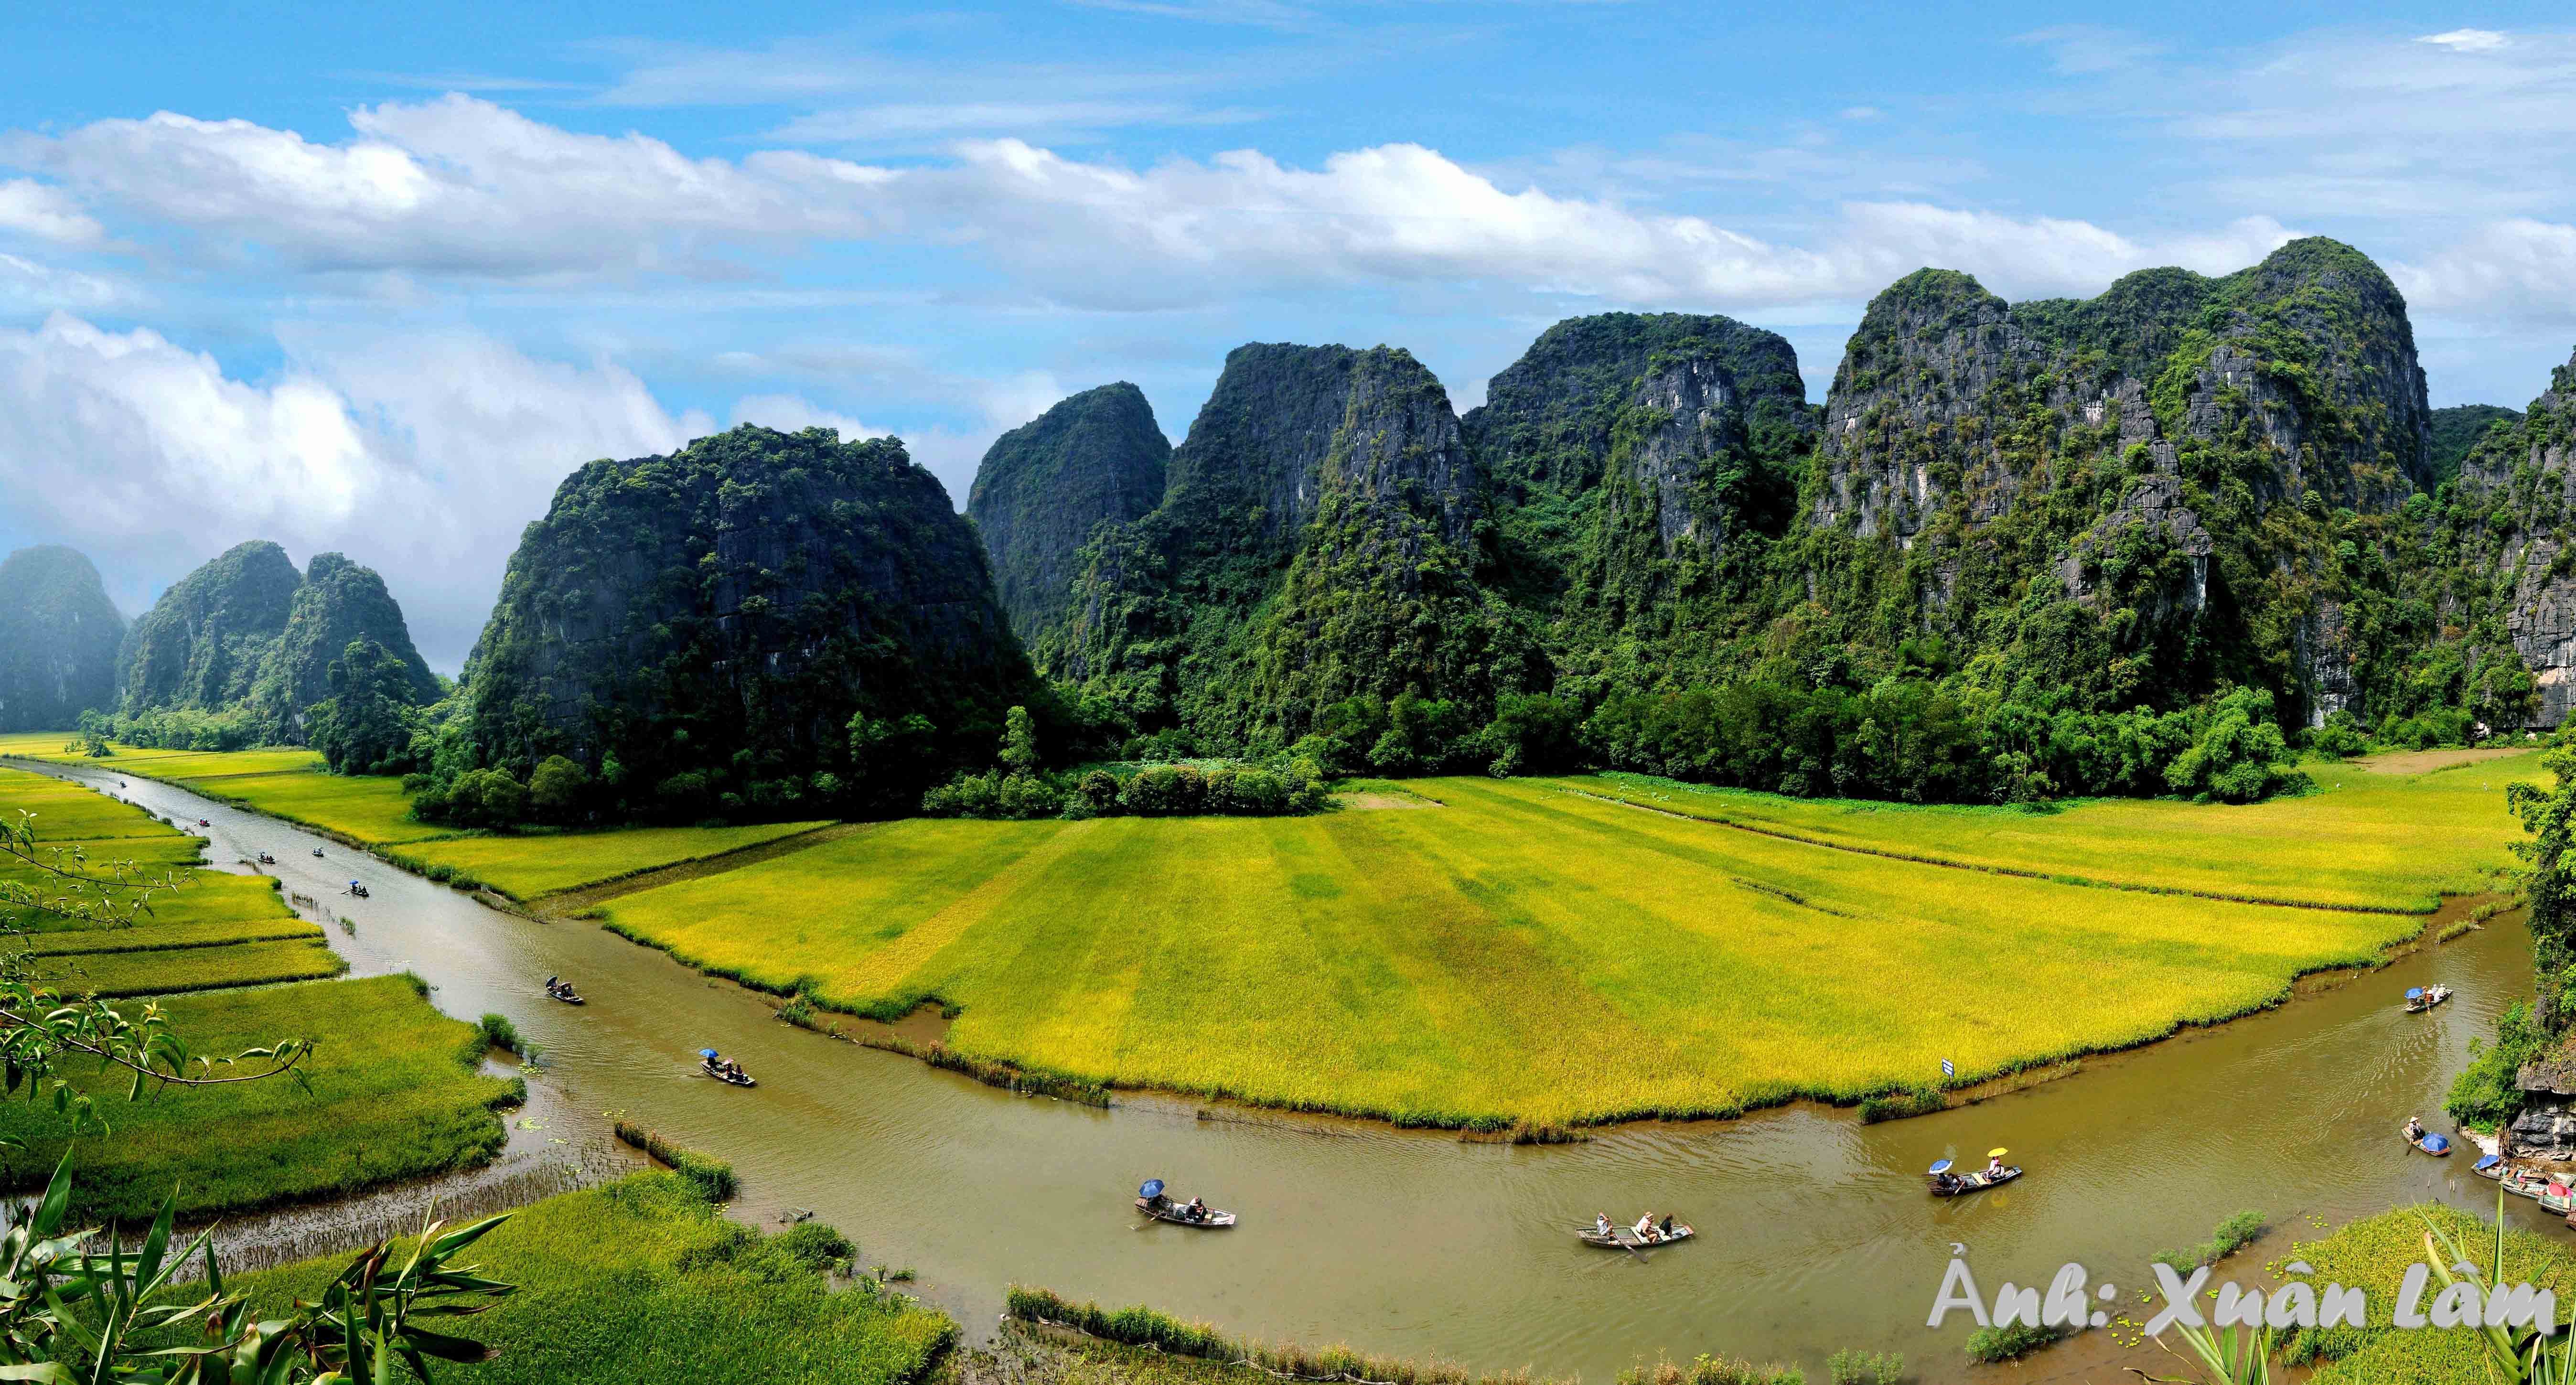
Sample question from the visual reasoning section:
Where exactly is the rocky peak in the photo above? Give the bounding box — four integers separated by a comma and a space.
0, 545, 124, 731
1162, 343, 1477, 549
461, 424, 1034, 796
253, 551, 438, 733
2450, 347, 2576, 723
118, 539, 304, 714
967, 382, 1170, 645
1467, 311, 1809, 505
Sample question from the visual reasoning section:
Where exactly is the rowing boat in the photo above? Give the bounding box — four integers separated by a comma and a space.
2405, 986, 2453, 1014
1580, 1221, 1693, 1249
1136, 1196, 1235, 1227
1927, 1160, 2022, 1196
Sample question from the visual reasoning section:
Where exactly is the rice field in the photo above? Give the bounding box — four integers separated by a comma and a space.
0, 974, 519, 1220
596, 776, 2444, 1127
389, 820, 832, 899
1567, 751, 2544, 913
219, 1171, 956, 1385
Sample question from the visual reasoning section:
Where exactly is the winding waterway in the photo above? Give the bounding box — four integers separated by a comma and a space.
22, 757, 2555, 1383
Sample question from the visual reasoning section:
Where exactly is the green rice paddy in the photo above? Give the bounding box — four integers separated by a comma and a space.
0, 974, 518, 1220
389, 820, 830, 899
0, 766, 515, 1218
225, 1171, 955, 1385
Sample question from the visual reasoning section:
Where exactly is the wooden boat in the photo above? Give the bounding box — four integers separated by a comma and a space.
2477, 1154, 2506, 1180
1580, 1220, 1694, 1249
1136, 1195, 1235, 1228
702, 1057, 755, 1087
256, 853, 276, 865
547, 986, 585, 1005
2405, 986, 2453, 1014
2406, 1129, 2453, 1156
2544, 1182, 2576, 1214
1927, 1160, 2022, 1196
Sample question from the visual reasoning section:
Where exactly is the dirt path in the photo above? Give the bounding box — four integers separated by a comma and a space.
1334, 790, 1439, 810
2351, 745, 2534, 775
537, 820, 875, 914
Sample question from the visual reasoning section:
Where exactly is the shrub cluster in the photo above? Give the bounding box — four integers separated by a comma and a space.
921, 752, 1330, 821
2151, 1209, 2266, 1272
1962, 1323, 2061, 1363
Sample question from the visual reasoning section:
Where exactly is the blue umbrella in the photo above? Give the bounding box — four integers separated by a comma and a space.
2425, 1134, 2451, 1153
2478, 1154, 2502, 1170
2406, 987, 2424, 1000
1927, 1159, 1953, 1175
698, 1049, 719, 1059
1139, 1179, 1165, 1199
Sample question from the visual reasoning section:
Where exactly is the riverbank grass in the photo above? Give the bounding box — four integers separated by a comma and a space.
229, 1171, 954, 1385
2279, 1203, 2576, 1383
595, 776, 2428, 1127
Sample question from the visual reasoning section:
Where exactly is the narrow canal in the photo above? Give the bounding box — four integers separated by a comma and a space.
22, 758, 2547, 1383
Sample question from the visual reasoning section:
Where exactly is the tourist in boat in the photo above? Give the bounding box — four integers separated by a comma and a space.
1595, 1212, 1612, 1237
2405, 1116, 2426, 1143
1985, 1155, 2005, 1180
1633, 1213, 1656, 1239
1660, 1214, 1675, 1236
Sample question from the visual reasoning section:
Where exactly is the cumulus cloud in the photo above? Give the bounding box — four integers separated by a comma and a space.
12, 95, 899, 278
0, 252, 137, 310
2, 96, 2339, 311
0, 313, 721, 668
0, 179, 103, 245
2393, 219, 2576, 317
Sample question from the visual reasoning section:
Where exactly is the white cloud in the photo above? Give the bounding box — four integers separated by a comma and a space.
2418, 29, 2509, 53
0, 179, 103, 245
0, 313, 717, 669
728, 392, 880, 439
12, 95, 901, 278
2392, 219, 2576, 317
766, 100, 1253, 147
0, 96, 2353, 313
0, 252, 137, 310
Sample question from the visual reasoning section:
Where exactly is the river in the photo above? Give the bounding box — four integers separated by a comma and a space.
19, 758, 2552, 1383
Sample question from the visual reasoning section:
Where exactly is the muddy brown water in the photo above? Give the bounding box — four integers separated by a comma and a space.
18, 759, 2554, 1384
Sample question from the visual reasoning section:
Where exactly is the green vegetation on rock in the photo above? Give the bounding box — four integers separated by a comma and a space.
0, 545, 124, 733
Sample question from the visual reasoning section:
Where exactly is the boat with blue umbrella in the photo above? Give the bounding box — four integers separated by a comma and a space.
700, 1048, 755, 1086
2405, 985, 2453, 1014
1135, 1178, 1234, 1227
1926, 1152, 2022, 1196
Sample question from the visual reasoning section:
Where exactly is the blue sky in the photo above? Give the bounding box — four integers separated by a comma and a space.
4, 1, 2575, 668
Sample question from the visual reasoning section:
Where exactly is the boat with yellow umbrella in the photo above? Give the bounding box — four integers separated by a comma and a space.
1927, 1148, 2024, 1197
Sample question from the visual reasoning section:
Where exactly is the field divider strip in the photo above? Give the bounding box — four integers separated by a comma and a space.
1556, 786, 2425, 916
530, 821, 877, 912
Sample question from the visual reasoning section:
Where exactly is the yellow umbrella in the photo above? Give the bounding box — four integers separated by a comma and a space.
1987, 1148, 2009, 1158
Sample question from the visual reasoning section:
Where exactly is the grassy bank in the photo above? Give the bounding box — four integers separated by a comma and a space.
0, 736, 830, 899
1570, 751, 2540, 913
2279, 1203, 2576, 1383
0, 974, 519, 1219
226, 1171, 954, 1385
595, 775, 2433, 1127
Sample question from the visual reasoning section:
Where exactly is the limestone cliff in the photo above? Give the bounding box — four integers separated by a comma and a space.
2444, 351, 2576, 723
1463, 313, 1818, 687
118, 540, 304, 715
250, 552, 439, 736
1055, 344, 1524, 747
966, 383, 1170, 649
459, 425, 1035, 810
1803, 238, 2431, 722
0, 546, 124, 731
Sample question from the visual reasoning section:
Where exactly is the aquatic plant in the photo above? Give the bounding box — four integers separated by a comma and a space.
2153, 1210, 2268, 1272
612, 1121, 738, 1202
1962, 1322, 2060, 1363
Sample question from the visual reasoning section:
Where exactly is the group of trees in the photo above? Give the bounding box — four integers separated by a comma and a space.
921, 706, 1331, 820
